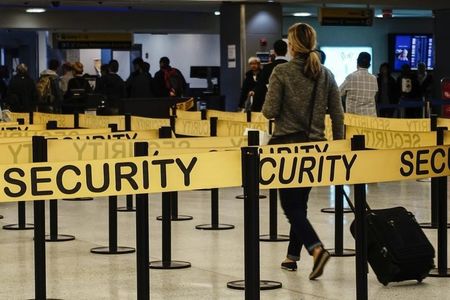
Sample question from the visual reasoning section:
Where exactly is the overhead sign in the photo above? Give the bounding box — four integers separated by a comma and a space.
319, 8, 374, 26
52, 32, 133, 49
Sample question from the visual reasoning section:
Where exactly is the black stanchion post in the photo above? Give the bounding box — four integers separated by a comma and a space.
227, 145, 282, 295
351, 135, 368, 300
196, 117, 234, 230
149, 129, 191, 269
429, 126, 450, 277
91, 123, 135, 255
31, 136, 52, 299
29, 110, 34, 125
170, 115, 176, 133
246, 110, 252, 123
420, 115, 449, 228
45, 121, 75, 242
201, 109, 207, 120
74, 112, 79, 129
156, 127, 193, 222
135, 142, 150, 299
118, 113, 136, 212
326, 185, 355, 257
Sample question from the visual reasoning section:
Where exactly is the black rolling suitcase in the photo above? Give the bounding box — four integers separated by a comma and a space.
350, 206, 435, 286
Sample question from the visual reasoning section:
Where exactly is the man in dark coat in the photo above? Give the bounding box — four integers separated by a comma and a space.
252, 40, 288, 112
6, 64, 38, 112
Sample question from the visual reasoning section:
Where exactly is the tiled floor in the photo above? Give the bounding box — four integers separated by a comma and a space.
0, 180, 449, 299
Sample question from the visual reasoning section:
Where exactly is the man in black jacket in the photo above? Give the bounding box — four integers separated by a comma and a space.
252, 40, 288, 112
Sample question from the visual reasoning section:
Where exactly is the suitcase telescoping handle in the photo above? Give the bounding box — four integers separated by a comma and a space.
343, 190, 372, 214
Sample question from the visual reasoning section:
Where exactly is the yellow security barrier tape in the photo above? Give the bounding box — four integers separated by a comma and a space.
78, 114, 126, 130
260, 145, 450, 189
0, 150, 242, 202
174, 110, 202, 121
9, 112, 30, 123
0, 124, 47, 131
0, 128, 111, 139
344, 113, 430, 132
216, 120, 270, 137
175, 118, 210, 136
33, 112, 75, 128
345, 125, 436, 149
130, 116, 170, 130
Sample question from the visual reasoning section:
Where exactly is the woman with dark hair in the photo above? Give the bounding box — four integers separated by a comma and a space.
262, 23, 344, 280
377, 63, 398, 117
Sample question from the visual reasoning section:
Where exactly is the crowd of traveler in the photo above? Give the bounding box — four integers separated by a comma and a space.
0, 56, 186, 114
241, 41, 434, 119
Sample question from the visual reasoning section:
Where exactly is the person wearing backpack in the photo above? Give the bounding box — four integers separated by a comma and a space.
36, 59, 63, 112
153, 57, 187, 97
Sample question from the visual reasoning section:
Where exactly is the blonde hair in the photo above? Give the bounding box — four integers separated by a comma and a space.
288, 23, 321, 80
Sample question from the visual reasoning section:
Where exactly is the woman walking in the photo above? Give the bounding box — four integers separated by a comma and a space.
262, 23, 344, 280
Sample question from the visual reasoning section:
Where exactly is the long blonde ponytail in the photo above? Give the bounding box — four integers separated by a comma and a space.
288, 23, 321, 80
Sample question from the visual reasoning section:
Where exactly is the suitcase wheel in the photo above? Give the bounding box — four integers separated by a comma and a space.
382, 281, 389, 286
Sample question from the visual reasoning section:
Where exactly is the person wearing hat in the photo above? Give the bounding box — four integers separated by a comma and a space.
6, 63, 38, 112
65, 61, 92, 99
339, 52, 378, 116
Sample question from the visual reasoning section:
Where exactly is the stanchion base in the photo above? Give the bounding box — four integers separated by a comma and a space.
156, 215, 193, 221
117, 207, 136, 212
227, 280, 282, 290
0, 215, 3, 219
419, 222, 450, 229
259, 234, 290, 242
235, 195, 267, 200
429, 268, 450, 277
90, 246, 135, 255
45, 234, 76, 242
149, 260, 191, 269
327, 248, 356, 257
62, 197, 94, 201
195, 224, 235, 230
320, 207, 352, 214
3, 223, 34, 230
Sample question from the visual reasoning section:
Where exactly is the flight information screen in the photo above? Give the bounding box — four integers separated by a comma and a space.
392, 34, 434, 71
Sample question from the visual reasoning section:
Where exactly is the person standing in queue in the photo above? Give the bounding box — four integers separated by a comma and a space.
262, 23, 344, 280
239, 57, 261, 111
340, 52, 378, 116
6, 64, 39, 112
252, 40, 288, 112
377, 63, 398, 117
153, 57, 186, 97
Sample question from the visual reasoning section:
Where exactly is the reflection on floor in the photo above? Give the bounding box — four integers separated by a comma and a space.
0, 180, 449, 299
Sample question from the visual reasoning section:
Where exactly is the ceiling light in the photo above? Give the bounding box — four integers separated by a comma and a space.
214, 11, 221, 16
293, 12, 312, 17
26, 8, 46, 13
